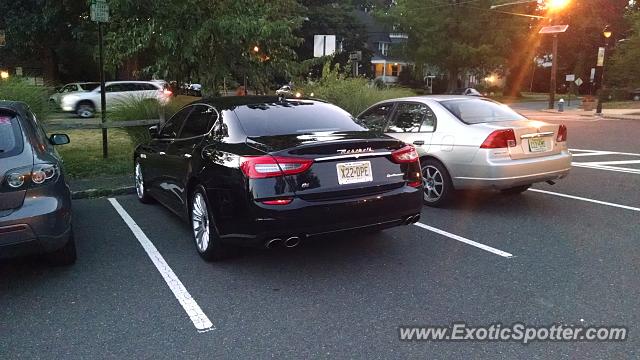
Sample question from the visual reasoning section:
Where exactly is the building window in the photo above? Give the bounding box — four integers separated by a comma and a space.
391, 64, 399, 77
378, 42, 389, 56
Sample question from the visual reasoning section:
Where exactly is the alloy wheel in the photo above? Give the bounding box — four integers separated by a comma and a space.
135, 163, 144, 199
422, 165, 444, 203
191, 192, 210, 253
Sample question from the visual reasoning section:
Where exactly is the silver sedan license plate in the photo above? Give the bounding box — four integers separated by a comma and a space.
528, 137, 549, 152
336, 161, 373, 185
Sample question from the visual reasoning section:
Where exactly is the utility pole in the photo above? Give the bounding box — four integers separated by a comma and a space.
91, 0, 109, 158
549, 34, 558, 110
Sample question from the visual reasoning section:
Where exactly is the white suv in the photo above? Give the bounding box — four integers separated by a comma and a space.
60, 81, 172, 118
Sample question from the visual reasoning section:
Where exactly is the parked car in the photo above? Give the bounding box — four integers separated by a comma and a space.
49, 82, 100, 107
357, 96, 572, 206
448, 88, 482, 96
275, 85, 293, 96
134, 96, 423, 261
0, 101, 75, 265
60, 80, 172, 118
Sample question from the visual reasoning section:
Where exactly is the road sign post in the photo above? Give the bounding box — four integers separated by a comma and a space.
91, 0, 109, 158
539, 25, 569, 110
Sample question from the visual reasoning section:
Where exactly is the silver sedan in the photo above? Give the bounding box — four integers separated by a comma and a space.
356, 96, 572, 206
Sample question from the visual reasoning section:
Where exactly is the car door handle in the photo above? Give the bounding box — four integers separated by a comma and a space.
159, 151, 166, 155
413, 140, 425, 146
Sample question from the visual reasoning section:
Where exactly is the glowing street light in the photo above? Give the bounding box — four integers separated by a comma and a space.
547, 0, 570, 11
0, 71, 9, 79
252, 45, 260, 53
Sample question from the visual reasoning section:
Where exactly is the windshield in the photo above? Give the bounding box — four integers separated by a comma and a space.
0, 111, 24, 158
440, 98, 527, 124
81, 83, 100, 91
234, 101, 365, 137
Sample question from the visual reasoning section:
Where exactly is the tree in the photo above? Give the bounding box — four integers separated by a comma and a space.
105, 0, 304, 94
608, 10, 640, 87
0, 0, 92, 83
385, 0, 528, 91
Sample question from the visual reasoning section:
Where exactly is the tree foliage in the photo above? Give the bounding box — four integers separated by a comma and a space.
105, 0, 304, 94
608, 11, 640, 87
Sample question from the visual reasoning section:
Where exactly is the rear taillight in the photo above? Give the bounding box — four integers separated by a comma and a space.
163, 89, 173, 96
391, 145, 419, 164
261, 198, 293, 205
2, 164, 59, 191
240, 156, 313, 179
556, 125, 567, 142
480, 129, 517, 149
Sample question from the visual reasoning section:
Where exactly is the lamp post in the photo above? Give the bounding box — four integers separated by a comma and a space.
596, 25, 612, 115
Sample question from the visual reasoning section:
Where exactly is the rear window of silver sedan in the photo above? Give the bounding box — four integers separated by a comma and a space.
440, 98, 527, 124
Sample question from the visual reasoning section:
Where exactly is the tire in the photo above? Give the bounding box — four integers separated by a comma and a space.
190, 185, 232, 261
46, 228, 77, 266
76, 101, 95, 118
421, 159, 454, 207
500, 184, 531, 195
135, 160, 154, 204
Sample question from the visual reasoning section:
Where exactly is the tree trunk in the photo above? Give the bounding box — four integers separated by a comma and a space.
447, 69, 459, 92
42, 48, 59, 85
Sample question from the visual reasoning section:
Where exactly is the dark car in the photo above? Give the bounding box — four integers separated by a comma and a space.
134, 96, 423, 261
0, 101, 75, 265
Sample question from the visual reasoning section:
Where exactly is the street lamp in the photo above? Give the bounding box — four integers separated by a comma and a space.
548, 0, 570, 11
0, 71, 9, 79
596, 26, 613, 114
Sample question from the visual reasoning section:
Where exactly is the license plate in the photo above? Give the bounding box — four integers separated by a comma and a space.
528, 137, 549, 152
336, 161, 373, 185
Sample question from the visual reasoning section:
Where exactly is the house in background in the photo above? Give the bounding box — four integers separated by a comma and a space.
353, 9, 412, 84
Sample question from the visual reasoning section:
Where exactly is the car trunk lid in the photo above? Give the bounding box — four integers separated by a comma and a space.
246, 132, 418, 201
483, 120, 561, 160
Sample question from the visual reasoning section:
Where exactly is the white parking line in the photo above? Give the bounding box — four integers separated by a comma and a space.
413, 222, 513, 258
528, 189, 640, 212
572, 163, 640, 175
570, 148, 640, 157
108, 198, 214, 333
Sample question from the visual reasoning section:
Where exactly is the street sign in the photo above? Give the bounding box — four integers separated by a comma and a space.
539, 25, 569, 34
590, 68, 596, 82
349, 51, 362, 61
313, 35, 336, 57
565, 74, 575, 82
575, 78, 583, 87
15, 67, 22, 76
597, 47, 605, 67
90, 0, 110, 23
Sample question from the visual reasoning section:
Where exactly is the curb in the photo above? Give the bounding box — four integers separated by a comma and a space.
71, 186, 136, 200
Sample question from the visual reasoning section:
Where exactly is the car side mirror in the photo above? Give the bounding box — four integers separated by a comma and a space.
49, 133, 70, 145
149, 125, 159, 138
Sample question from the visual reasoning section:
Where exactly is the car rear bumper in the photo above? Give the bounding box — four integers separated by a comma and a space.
452, 150, 572, 190
0, 189, 72, 259
218, 185, 423, 247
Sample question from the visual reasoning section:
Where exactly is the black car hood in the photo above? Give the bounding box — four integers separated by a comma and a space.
246, 131, 394, 153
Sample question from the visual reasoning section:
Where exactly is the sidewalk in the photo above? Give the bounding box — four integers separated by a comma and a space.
541, 107, 640, 120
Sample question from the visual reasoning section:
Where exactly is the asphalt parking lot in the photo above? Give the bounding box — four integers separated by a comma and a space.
2, 112, 639, 358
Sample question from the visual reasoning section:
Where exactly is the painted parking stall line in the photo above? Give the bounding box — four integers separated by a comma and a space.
413, 222, 514, 258
528, 189, 640, 213
570, 148, 640, 174
108, 198, 214, 333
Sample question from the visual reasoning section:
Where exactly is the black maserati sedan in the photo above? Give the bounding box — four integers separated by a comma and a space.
134, 96, 423, 261
0, 101, 75, 265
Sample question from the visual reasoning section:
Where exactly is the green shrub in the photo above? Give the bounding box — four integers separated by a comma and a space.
0, 78, 52, 120
109, 97, 184, 145
302, 63, 416, 116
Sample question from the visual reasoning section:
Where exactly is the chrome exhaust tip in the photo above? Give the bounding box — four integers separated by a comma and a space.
265, 238, 283, 249
284, 236, 301, 248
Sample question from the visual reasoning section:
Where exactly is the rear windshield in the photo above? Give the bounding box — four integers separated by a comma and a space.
440, 98, 527, 124
233, 101, 365, 137
81, 82, 100, 91
0, 112, 24, 158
